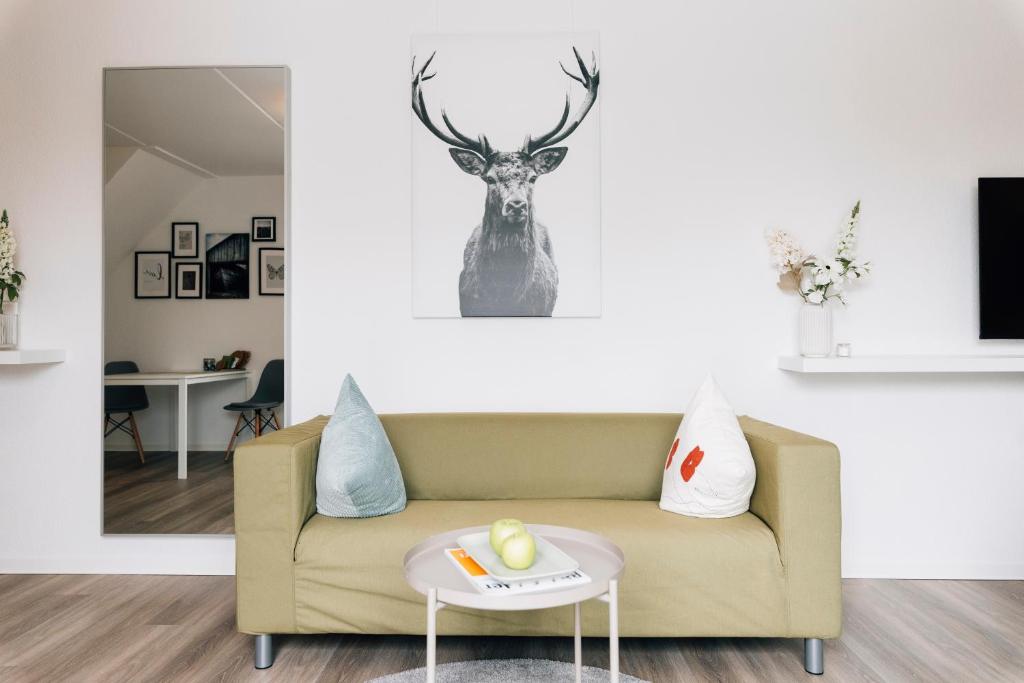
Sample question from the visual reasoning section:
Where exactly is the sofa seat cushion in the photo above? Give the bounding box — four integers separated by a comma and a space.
293, 499, 788, 637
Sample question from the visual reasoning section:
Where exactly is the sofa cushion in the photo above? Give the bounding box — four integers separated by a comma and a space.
315, 374, 407, 518
293, 499, 787, 637
379, 413, 683, 501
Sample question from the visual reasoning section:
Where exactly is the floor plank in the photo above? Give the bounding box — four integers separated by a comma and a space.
0, 576, 1020, 682
104, 450, 234, 535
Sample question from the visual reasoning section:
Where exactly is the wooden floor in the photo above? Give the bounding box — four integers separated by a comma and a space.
0, 575, 1020, 682
104, 450, 234, 534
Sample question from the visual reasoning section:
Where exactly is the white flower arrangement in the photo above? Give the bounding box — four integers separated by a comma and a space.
0, 210, 26, 311
765, 201, 870, 305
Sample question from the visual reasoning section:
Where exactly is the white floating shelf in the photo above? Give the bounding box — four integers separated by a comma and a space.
0, 348, 66, 365
779, 354, 1024, 374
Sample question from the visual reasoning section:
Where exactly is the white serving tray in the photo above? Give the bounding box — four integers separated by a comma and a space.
456, 530, 580, 582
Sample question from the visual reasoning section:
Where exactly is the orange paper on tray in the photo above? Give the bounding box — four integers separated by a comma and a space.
444, 547, 591, 595
446, 548, 487, 577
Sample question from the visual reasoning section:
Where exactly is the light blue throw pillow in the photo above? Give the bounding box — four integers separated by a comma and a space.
316, 374, 407, 518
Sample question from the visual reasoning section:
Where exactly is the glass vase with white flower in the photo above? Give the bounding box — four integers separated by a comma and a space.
0, 209, 26, 349
765, 202, 871, 357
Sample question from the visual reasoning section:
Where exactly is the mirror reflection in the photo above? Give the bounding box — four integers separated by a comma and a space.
102, 67, 287, 534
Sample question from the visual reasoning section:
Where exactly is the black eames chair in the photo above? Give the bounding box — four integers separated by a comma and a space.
104, 360, 149, 464
224, 358, 284, 460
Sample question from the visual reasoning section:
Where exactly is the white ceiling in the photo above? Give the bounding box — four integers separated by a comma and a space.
104, 149, 203, 266
104, 67, 285, 177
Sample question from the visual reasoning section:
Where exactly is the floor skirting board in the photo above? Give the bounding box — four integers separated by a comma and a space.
0, 554, 236, 575
842, 562, 1024, 581
4, 553, 1022, 580
103, 442, 241, 452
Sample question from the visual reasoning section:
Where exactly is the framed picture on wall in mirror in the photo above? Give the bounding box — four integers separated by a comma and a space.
171, 221, 199, 258
206, 233, 250, 299
259, 248, 284, 296
134, 251, 171, 299
175, 262, 203, 299
252, 216, 276, 242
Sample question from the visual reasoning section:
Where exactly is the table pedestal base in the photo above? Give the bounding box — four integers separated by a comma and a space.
424, 579, 620, 683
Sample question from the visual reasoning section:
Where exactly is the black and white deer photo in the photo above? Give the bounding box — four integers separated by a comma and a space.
411, 34, 602, 317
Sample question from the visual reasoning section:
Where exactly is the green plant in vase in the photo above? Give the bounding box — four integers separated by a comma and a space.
765, 202, 872, 357
765, 201, 871, 304
0, 210, 26, 348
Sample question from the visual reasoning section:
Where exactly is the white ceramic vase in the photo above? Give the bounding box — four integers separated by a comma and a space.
799, 302, 832, 357
0, 312, 17, 349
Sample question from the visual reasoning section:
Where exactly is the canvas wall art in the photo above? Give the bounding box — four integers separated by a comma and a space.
411, 33, 602, 318
205, 232, 250, 299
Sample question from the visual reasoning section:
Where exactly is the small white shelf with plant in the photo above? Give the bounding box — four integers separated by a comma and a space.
0, 348, 66, 365
779, 355, 1024, 374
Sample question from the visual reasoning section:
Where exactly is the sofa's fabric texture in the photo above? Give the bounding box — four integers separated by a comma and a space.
315, 375, 406, 518
741, 416, 842, 637
235, 415, 326, 634
294, 499, 786, 637
378, 412, 681, 501
660, 375, 756, 518
234, 413, 841, 640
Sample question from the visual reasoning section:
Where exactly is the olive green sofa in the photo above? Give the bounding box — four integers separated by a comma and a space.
234, 413, 841, 674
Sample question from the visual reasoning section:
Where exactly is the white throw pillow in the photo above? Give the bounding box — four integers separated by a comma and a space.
659, 375, 756, 518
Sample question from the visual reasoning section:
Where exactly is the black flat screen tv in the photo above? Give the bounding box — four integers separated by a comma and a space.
979, 178, 1024, 339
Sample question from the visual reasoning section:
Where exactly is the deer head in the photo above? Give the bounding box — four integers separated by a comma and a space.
412, 47, 599, 229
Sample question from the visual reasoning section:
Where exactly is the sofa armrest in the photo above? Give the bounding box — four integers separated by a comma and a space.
739, 416, 842, 638
234, 415, 329, 634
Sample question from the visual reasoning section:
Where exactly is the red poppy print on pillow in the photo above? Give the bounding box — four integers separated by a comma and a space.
680, 445, 704, 482
665, 438, 680, 470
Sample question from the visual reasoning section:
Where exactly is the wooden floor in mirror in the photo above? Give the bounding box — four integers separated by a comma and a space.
103, 450, 234, 534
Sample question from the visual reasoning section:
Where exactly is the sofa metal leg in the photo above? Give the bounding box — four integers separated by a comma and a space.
803, 638, 824, 675
254, 634, 274, 669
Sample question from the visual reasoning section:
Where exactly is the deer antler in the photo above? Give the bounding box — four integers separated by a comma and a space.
523, 46, 600, 154
412, 52, 492, 158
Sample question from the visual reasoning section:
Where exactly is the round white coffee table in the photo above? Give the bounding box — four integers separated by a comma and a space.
403, 524, 626, 683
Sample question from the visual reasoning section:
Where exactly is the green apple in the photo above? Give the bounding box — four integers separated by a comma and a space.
500, 531, 536, 570
489, 519, 525, 554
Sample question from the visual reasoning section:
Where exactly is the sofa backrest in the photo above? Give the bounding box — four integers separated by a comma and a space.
379, 413, 682, 501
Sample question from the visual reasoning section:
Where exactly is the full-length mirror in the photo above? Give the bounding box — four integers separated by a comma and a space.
102, 67, 288, 534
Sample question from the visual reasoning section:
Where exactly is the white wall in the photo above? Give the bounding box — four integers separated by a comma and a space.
103, 149, 202, 266
1, 0, 1022, 577
104, 169, 285, 451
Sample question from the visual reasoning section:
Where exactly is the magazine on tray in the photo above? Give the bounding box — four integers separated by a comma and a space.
445, 548, 591, 595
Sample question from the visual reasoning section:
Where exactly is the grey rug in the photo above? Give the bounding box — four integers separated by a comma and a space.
366, 658, 649, 683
